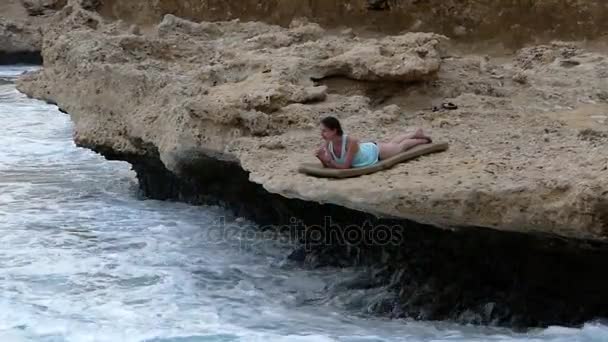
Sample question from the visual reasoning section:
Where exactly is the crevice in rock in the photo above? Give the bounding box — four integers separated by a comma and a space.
0, 51, 43, 65
86, 141, 608, 329
311, 76, 427, 109
366, 0, 391, 11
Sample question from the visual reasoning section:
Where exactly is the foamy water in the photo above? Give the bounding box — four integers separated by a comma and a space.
1, 66, 606, 342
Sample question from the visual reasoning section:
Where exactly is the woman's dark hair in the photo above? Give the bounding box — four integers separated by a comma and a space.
321, 116, 344, 136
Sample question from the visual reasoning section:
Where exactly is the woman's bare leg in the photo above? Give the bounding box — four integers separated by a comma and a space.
389, 132, 417, 144
378, 138, 429, 160
388, 128, 431, 144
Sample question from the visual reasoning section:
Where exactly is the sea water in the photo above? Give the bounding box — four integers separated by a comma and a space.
1, 66, 606, 342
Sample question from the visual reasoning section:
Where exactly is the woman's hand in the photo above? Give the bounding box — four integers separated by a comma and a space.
315, 144, 326, 158
315, 146, 331, 165
315, 148, 326, 158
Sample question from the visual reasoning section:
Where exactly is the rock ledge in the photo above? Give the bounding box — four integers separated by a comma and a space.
16, 10, 608, 242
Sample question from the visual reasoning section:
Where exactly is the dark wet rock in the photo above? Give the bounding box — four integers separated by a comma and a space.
287, 246, 306, 262
365, 291, 399, 315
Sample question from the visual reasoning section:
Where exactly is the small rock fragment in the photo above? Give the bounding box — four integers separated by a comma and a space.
512, 71, 528, 84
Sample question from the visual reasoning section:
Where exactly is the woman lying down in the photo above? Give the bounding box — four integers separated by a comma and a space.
315, 116, 433, 169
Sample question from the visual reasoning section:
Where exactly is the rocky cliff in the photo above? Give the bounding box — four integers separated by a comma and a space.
17, 3, 608, 242
11, 0, 608, 328
99, 0, 608, 48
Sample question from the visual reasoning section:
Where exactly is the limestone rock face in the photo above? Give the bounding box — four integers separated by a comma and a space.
16, 11, 608, 242
0, 19, 41, 55
0, 0, 61, 63
99, 0, 608, 46
20, 0, 67, 16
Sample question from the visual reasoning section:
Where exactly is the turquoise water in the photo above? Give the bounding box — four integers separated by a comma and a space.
1, 66, 607, 342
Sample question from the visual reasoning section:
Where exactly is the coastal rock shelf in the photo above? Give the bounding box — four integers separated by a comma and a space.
17, 4, 608, 242
12, 0, 608, 329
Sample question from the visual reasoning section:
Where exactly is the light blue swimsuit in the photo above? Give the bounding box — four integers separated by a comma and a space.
328, 134, 379, 168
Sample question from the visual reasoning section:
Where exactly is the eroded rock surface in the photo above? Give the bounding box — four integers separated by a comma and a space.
20, 0, 66, 16
0, 0, 56, 63
99, 0, 608, 47
16, 10, 608, 242
0, 19, 41, 55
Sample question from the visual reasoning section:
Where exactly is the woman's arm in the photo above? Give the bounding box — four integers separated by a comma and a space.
316, 141, 332, 167
326, 137, 359, 169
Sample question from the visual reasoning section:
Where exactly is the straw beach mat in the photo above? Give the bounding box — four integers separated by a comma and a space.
298, 142, 449, 179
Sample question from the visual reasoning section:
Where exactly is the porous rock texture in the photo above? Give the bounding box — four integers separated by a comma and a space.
20, 0, 67, 16
99, 0, 608, 47
16, 5, 608, 243
0, 0, 103, 63
0, 19, 41, 56
0, 0, 44, 63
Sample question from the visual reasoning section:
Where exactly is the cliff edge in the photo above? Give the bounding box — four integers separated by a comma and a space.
99, 0, 608, 48
16, 3, 608, 241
